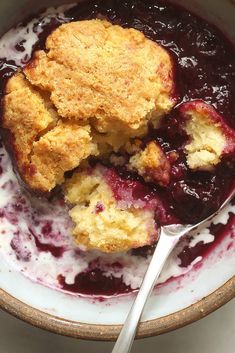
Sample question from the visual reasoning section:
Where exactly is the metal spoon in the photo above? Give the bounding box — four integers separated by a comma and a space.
111, 188, 235, 353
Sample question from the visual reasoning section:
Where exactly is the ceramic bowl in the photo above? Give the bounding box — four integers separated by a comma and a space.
0, 0, 234, 340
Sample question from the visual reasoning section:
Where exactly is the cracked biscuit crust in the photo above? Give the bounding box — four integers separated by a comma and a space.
3, 74, 98, 191
128, 141, 171, 186
2, 19, 174, 192
24, 19, 174, 133
3, 73, 55, 166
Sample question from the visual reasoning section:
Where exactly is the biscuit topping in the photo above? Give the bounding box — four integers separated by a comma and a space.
64, 164, 159, 253
128, 141, 171, 186
2, 19, 174, 192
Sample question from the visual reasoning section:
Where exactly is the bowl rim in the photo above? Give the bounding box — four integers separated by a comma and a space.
0, 276, 234, 340
0, 0, 234, 340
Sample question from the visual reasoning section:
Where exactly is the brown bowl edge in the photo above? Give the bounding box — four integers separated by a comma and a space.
0, 276, 234, 341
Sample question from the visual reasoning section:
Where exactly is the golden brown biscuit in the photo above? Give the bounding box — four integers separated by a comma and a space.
2, 73, 57, 180
24, 19, 174, 134
3, 20, 174, 193
64, 165, 158, 253
30, 122, 98, 191
2, 73, 98, 191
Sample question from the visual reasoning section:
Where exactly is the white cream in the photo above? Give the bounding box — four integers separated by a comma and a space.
189, 228, 215, 248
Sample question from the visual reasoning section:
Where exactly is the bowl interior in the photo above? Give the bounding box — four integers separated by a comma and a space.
0, 0, 234, 340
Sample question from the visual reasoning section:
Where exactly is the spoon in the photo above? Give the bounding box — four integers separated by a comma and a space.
111, 187, 235, 353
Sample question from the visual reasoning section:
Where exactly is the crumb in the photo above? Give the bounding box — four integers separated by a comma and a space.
128, 141, 171, 186
180, 101, 235, 170
64, 165, 158, 253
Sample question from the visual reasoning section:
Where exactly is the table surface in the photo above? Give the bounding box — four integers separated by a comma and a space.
0, 298, 234, 353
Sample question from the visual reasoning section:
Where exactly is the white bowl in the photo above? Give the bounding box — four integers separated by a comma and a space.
0, 0, 234, 340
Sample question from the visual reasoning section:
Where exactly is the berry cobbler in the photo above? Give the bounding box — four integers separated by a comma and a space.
0, 0, 234, 296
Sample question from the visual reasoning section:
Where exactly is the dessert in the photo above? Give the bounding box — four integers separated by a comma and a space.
0, 0, 234, 296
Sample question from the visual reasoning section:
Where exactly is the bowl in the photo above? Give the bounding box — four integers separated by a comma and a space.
0, 0, 234, 341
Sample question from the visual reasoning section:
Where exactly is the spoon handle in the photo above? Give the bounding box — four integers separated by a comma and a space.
111, 228, 184, 353
111, 188, 235, 353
